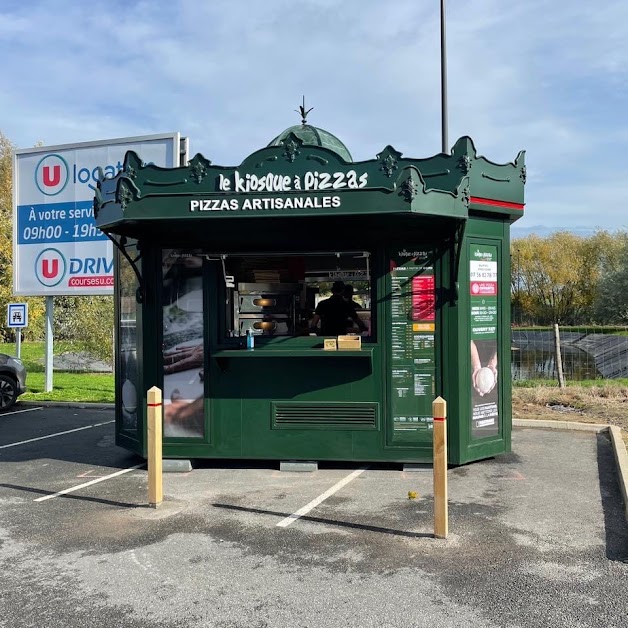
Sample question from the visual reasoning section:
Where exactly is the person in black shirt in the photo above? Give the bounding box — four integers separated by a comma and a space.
309, 281, 366, 336
344, 284, 361, 313
344, 284, 369, 333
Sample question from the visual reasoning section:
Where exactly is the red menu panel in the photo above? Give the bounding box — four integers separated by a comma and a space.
412, 275, 435, 321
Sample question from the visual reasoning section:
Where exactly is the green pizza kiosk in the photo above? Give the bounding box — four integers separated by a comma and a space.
94, 114, 525, 465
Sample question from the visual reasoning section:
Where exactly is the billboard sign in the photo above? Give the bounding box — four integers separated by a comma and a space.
13, 133, 181, 295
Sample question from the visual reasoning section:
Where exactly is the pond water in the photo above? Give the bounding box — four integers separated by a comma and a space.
511, 331, 628, 381
511, 346, 600, 382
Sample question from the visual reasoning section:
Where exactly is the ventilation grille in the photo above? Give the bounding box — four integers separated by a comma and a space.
272, 402, 378, 431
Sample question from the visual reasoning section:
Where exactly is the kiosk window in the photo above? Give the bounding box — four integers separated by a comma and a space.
222, 252, 372, 339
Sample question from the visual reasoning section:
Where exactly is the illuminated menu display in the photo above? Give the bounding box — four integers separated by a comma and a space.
389, 249, 436, 441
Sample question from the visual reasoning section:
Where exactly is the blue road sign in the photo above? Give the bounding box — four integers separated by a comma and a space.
7, 303, 28, 328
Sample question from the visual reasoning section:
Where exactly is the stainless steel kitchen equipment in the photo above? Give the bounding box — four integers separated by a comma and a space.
233, 283, 299, 336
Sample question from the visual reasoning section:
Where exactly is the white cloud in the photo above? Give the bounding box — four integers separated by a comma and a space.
1, 0, 627, 231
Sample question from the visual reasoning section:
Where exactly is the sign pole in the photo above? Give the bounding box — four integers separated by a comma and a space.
45, 296, 54, 392
16, 330, 21, 359
433, 396, 448, 539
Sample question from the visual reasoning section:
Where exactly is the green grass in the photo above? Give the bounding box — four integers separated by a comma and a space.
1, 341, 114, 404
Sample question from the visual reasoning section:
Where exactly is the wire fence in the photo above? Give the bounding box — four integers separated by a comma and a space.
6, 323, 627, 385
511, 326, 628, 384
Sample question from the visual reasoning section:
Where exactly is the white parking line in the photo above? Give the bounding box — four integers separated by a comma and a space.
276, 466, 369, 528
0, 406, 43, 417
0, 421, 114, 450
34, 463, 145, 502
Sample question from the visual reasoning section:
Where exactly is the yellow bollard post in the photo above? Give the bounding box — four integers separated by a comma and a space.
147, 386, 163, 508
432, 396, 448, 539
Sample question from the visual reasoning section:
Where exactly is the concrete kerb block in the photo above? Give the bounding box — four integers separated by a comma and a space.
513, 418, 607, 432
403, 464, 432, 473
162, 459, 193, 473
25, 401, 115, 410
280, 461, 318, 472
514, 418, 628, 522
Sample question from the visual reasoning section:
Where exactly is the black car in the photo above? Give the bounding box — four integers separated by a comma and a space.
0, 353, 27, 411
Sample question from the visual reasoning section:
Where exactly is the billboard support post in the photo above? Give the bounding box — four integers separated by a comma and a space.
45, 296, 53, 392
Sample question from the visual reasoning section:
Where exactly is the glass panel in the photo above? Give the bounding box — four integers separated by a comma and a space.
118, 242, 139, 434
162, 249, 205, 438
222, 252, 372, 339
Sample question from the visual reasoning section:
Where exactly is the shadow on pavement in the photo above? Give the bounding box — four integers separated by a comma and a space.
213, 502, 433, 539
0, 482, 142, 509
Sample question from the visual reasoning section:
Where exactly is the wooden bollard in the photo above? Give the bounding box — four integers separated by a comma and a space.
147, 386, 163, 508
432, 396, 448, 539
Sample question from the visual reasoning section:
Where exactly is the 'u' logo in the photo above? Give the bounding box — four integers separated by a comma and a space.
41, 259, 58, 278
43, 165, 61, 187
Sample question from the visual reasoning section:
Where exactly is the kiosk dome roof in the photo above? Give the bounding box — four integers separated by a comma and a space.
268, 124, 353, 163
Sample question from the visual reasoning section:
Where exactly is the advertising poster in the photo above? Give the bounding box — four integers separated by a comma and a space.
389, 248, 436, 443
469, 244, 499, 438
13, 134, 179, 296
162, 249, 205, 438
119, 243, 140, 433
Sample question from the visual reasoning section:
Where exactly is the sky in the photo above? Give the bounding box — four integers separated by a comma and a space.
1, 0, 628, 236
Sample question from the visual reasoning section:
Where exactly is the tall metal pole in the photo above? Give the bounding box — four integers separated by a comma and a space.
440, 0, 449, 154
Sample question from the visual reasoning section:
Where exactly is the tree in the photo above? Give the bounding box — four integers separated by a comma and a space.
0, 132, 46, 342
511, 231, 624, 325
54, 295, 114, 366
0, 132, 12, 291
595, 239, 628, 323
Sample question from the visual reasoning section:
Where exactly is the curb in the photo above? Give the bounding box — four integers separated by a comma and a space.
18, 401, 114, 410
513, 418, 608, 432
609, 425, 628, 523
514, 418, 628, 522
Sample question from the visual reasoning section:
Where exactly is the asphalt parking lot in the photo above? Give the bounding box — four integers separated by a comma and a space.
1, 404, 628, 628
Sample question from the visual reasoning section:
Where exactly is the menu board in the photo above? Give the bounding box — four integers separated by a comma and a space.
469, 243, 499, 438
389, 249, 436, 441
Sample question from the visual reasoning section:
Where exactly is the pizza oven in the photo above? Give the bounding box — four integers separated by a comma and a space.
233, 283, 298, 336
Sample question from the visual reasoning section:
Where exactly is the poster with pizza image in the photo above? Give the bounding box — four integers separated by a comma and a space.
469, 244, 499, 438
